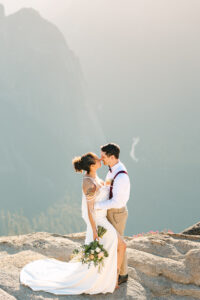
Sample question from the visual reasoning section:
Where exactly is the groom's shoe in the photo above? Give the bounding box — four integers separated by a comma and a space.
118, 274, 128, 285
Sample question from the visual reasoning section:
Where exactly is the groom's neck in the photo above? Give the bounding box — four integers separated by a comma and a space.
109, 159, 119, 168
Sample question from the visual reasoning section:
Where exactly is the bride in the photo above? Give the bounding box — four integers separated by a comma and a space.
20, 152, 126, 295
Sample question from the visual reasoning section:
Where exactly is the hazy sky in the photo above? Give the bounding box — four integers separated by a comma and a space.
1, 0, 200, 96
1, 0, 200, 122
0, 0, 72, 17
1, 1, 200, 141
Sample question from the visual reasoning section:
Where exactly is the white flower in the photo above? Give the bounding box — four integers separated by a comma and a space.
91, 250, 94, 254
95, 247, 101, 253
98, 251, 104, 258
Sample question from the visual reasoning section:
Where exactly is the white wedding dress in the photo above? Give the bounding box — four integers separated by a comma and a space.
20, 178, 118, 295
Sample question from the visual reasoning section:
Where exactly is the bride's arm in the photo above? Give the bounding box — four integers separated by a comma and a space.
83, 180, 99, 241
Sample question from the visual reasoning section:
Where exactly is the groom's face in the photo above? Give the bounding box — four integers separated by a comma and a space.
100, 151, 110, 166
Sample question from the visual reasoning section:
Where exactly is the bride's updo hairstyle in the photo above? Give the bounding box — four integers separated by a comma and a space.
72, 152, 96, 173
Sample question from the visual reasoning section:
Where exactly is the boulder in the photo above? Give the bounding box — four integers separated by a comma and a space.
1, 231, 200, 299
182, 222, 200, 236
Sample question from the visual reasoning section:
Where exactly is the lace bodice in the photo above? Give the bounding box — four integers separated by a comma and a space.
82, 176, 108, 202
81, 176, 109, 223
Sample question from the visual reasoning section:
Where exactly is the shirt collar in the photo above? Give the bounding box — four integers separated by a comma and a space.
110, 160, 121, 173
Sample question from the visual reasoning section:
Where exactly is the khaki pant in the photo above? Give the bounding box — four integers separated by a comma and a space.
107, 207, 128, 275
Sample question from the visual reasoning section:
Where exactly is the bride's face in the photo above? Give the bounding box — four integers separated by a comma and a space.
92, 155, 101, 170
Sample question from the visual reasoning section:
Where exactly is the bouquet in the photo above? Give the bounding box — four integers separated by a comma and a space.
71, 226, 108, 272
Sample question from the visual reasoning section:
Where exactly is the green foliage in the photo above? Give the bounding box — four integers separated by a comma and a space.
97, 225, 107, 238
72, 239, 109, 272
0, 196, 85, 236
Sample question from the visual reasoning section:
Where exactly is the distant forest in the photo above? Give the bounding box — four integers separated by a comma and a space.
0, 196, 85, 236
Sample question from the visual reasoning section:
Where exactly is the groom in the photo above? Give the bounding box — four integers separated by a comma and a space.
94, 143, 130, 285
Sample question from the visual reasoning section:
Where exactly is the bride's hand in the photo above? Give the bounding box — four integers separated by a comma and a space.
93, 230, 99, 241
99, 178, 105, 186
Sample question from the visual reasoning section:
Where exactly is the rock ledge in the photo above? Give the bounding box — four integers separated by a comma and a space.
1, 231, 200, 299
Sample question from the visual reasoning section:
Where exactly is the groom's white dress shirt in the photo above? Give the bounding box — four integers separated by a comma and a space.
95, 160, 130, 210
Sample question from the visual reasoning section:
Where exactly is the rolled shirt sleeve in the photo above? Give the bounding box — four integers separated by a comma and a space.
94, 174, 130, 210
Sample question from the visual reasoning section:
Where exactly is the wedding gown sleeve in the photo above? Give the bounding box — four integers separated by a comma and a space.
82, 178, 97, 237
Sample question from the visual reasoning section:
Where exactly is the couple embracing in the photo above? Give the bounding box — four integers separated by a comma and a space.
20, 143, 130, 295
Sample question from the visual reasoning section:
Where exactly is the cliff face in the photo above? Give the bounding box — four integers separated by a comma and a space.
1, 231, 200, 299
0, 6, 104, 220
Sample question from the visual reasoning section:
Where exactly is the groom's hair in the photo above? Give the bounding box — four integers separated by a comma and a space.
101, 143, 120, 159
